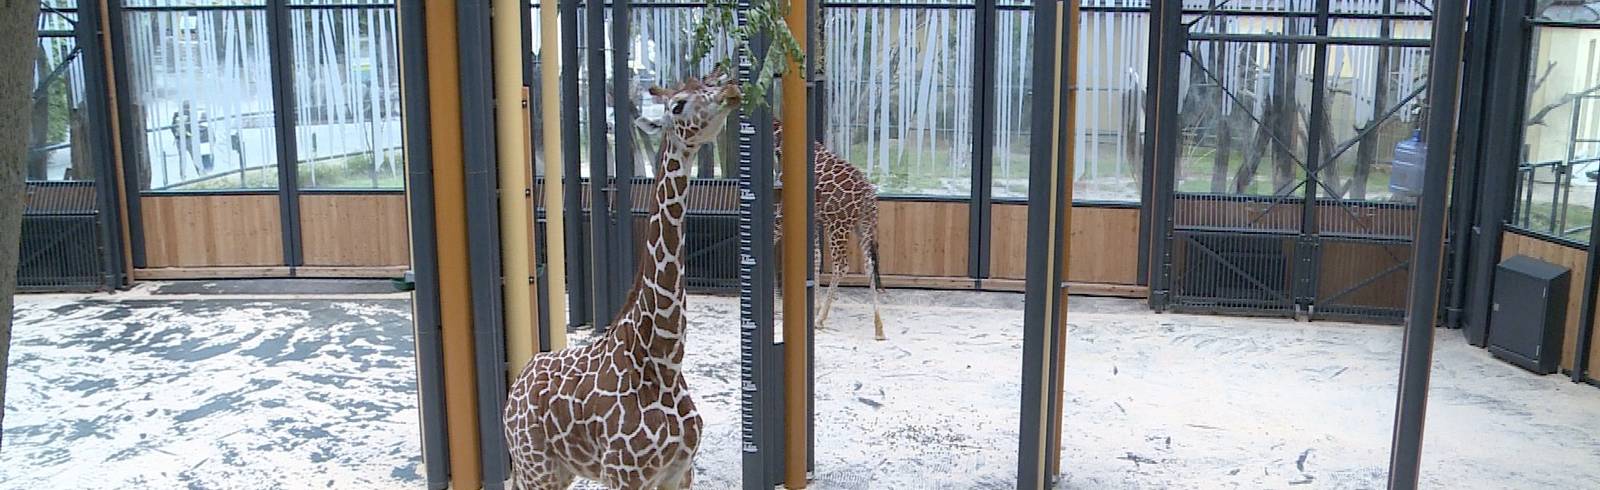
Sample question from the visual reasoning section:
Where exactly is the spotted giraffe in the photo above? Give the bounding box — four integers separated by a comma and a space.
502, 71, 741, 490
772, 120, 886, 341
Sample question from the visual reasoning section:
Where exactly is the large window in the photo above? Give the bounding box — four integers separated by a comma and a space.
289, 1, 404, 190
31, 2, 95, 182
825, 5, 976, 198
1512, 25, 1600, 243
121, 1, 281, 191
119, 0, 403, 192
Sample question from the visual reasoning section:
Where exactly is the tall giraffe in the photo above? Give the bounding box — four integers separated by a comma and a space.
502, 71, 741, 489
771, 120, 886, 341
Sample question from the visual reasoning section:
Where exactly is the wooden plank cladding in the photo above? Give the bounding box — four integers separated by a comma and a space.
300, 194, 412, 267
1500, 231, 1592, 373
822, 200, 970, 278
140, 195, 284, 267
990, 204, 1141, 285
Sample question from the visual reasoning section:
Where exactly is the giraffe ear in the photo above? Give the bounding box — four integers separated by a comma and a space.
634, 115, 666, 137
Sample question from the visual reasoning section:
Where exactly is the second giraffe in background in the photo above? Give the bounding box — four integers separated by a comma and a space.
773, 120, 886, 341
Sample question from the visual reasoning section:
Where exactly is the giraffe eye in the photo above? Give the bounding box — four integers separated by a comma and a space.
671, 100, 687, 115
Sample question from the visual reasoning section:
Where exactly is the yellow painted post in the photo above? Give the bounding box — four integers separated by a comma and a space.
781, 0, 811, 485
423, 1, 483, 487
538, 0, 569, 350
494, 0, 540, 373
1048, 0, 1079, 476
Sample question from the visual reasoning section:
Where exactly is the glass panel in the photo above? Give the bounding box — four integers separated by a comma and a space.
1175, 39, 1313, 197
992, 9, 1031, 198
122, 8, 281, 191
628, 6, 737, 180
1536, 0, 1600, 23
30, 23, 95, 182
1317, 44, 1430, 204
123, 0, 268, 7
1071, 9, 1148, 202
1513, 26, 1600, 243
826, 7, 975, 197
289, 6, 404, 190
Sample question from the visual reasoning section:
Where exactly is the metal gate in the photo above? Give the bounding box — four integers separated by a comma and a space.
1148, 1, 1434, 323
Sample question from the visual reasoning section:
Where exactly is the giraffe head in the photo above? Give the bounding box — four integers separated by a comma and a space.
634, 68, 743, 147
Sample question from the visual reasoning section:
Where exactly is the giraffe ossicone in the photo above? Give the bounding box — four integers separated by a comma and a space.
503, 69, 741, 490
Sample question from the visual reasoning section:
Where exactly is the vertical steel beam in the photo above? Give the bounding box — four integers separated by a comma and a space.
585, 0, 615, 327
1464, 0, 1532, 347
266, 0, 304, 267
78, 0, 126, 289
457, 1, 510, 486
1575, 161, 1600, 384
1444, 0, 1496, 328
1018, 0, 1060, 486
560, 0, 590, 327
610, 0, 635, 295
1298, 0, 1331, 315
968, 0, 997, 281
1145, 0, 1182, 310
804, 0, 820, 473
104, 0, 147, 271
397, 1, 452, 487
1387, 1, 1467, 487
1136, 0, 1162, 289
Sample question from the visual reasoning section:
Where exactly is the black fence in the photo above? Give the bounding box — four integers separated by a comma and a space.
535, 177, 743, 293
20, 181, 110, 291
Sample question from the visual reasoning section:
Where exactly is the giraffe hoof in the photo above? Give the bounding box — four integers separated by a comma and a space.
874, 334, 887, 341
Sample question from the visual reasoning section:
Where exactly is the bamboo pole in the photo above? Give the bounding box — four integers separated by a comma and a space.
782, 0, 811, 484
494, 0, 540, 374
539, 0, 569, 350
423, 1, 483, 487
1048, 0, 1079, 476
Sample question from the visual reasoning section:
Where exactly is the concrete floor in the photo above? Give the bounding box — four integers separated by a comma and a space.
3, 283, 1599, 489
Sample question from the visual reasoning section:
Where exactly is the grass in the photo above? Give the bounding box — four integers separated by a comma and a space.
171, 150, 404, 191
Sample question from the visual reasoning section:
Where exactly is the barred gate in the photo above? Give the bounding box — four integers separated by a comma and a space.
1150, 1, 1433, 323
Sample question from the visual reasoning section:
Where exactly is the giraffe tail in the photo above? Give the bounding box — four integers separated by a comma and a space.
869, 237, 885, 293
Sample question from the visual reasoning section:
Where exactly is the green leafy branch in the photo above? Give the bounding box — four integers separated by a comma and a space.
687, 0, 805, 109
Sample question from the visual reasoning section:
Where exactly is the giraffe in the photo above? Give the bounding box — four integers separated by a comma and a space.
502, 70, 741, 490
771, 120, 886, 341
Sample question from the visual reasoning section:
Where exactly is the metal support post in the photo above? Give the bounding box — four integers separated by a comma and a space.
560, 0, 590, 327
1387, 1, 1467, 487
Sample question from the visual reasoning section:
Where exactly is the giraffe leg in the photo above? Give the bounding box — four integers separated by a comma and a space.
816, 225, 849, 329
858, 225, 886, 341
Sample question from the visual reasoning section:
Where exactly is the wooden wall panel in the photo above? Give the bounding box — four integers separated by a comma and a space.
822, 200, 969, 278
300, 194, 412, 267
1316, 241, 1411, 310
990, 204, 1141, 285
141, 195, 284, 267
1500, 232, 1589, 372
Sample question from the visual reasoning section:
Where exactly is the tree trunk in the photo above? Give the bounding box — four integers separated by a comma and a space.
1271, 40, 1300, 195
0, 1, 44, 449
1350, 30, 1393, 201
28, 55, 49, 180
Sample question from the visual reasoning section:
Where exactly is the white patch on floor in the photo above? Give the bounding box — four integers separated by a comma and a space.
6, 289, 1600, 489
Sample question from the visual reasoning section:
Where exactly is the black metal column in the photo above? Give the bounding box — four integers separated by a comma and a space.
1297, 0, 1331, 317
1145, 0, 1182, 310
78, 0, 126, 289
104, 0, 146, 268
1017, 0, 1059, 486
560, 0, 590, 327
738, 4, 784, 487
610, 0, 636, 293
1464, 0, 1532, 347
1574, 164, 1600, 384
456, 1, 509, 487
266, 0, 304, 267
397, 1, 450, 487
1444, 0, 1497, 329
804, 0, 819, 472
585, 0, 616, 327
968, 0, 997, 281
1387, 1, 1467, 487
1136, 0, 1162, 289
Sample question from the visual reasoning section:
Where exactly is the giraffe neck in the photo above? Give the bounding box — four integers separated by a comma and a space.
619, 121, 700, 368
